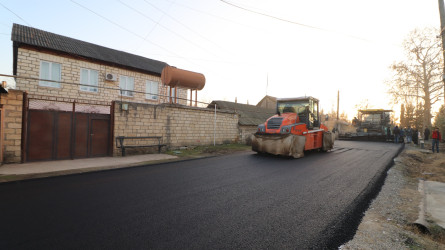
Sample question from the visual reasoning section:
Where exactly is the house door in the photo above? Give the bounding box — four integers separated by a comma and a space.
74, 113, 110, 158
90, 117, 110, 157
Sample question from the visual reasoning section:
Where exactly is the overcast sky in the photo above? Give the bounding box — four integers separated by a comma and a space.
0, 0, 441, 118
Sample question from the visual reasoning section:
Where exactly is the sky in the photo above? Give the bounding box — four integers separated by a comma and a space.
0, 0, 441, 119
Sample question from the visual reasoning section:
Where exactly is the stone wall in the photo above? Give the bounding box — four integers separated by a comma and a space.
239, 125, 257, 145
15, 47, 188, 105
113, 101, 239, 155
1, 90, 24, 163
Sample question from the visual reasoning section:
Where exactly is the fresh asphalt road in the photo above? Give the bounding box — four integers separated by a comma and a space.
0, 141, 402, 249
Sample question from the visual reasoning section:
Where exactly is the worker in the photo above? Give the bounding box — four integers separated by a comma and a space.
424, 127, 430, 141
432, 127, 441, 153
386, 126, 391, 142
393, 126, 400, 143
412, 128, 418, 145
406, 126, 412, 144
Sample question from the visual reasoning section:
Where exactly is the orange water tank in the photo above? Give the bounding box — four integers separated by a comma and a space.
161, 66, 205, 90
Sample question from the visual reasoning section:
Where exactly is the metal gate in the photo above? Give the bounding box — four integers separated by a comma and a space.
24, 95, 113, 162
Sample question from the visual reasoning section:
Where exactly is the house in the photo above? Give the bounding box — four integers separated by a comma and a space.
208, 101, 275, 143
256, 95, 276, 110
2, 24, 239, 163
12, 23, 187, 104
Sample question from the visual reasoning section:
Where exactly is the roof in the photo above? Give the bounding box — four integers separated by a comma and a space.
256, 95, 277, 109
359, 109, 393, 114
277, 96, 319, 102
208, 101, 276, 126
11, 23, 167, 75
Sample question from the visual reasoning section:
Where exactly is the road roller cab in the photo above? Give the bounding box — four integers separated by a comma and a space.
252, 96, 334, 158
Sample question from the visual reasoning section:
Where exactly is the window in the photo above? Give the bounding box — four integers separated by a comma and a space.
145, 80, 159, 100
119, 75, 134, 97
39, 61, 61, 88
80, 68, 98, 92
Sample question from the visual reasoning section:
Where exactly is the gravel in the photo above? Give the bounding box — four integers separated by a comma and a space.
340, 147, 445, 250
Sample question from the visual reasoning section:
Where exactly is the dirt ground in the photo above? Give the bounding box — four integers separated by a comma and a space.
341, 143, 445, 249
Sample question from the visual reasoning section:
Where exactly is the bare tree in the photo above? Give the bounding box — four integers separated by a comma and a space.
354, 99, 370, 111
387, 27, 443, 129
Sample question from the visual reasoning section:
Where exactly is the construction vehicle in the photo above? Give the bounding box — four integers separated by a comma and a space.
252, 96, 334, 158
338, 109, 393, 141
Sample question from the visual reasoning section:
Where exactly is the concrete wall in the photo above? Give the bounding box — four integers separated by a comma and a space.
15, 47, 187, 105
1, 90, 24, 163
113, 101, 239, 155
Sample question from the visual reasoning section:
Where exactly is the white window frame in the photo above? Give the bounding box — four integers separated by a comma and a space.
39, 61, 61, 88
119, 75, 134, 97
80, 68, 99, 92
145, 80, 159, 100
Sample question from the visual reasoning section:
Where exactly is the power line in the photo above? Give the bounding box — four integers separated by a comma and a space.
0, 73, 210, 105
131, 0, 171, 52
117, 0, 221, 59
68, 0, 270, 92
164, 0, 261, 31
0, 2, 32, 26
142, 0, 228, 53
70, 0, 180, 59
1, 73, 275, 117
69, 0, 235, 81
219, 0, 392, 45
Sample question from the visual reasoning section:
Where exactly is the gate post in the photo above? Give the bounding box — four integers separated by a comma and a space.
21, 92, 28, 163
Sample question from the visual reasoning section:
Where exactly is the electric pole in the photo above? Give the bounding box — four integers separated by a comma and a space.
438, 0, 445, 106
337, 90, 340, 120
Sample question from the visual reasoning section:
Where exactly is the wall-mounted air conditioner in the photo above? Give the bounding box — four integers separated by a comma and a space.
105, 73, 117, 81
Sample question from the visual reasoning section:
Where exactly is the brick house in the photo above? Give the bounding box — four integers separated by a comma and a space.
2, 24, 239, 163
12, 23, 188, 105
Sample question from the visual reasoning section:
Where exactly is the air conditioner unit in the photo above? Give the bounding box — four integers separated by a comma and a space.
105, 73, 117, 81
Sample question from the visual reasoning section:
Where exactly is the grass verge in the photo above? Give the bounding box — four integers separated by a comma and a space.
165, 144, 251, 158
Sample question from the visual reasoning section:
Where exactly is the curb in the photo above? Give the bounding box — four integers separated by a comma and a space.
0, 152, 248, 184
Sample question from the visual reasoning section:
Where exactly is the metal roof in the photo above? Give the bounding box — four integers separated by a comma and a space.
276, 96, 319, 102
11, 23, 168, 75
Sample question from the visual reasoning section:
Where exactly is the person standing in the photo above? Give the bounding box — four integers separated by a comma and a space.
393, 126, 400, 143
400, 128, 405, 143
432, 127, 441, 153
424, 127, 430, 141
413, 128, 418, 145
406, 126, 412, 143
386, 126, 391, 142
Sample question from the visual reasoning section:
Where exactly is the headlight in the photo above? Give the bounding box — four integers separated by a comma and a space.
280, 125, 292, 134
257, 124, 266, 133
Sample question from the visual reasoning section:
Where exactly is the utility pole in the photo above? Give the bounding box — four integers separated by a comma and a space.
439, 0, 445, 106
337, 90, 340, 120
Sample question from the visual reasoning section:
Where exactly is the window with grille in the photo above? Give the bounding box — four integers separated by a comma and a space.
39, 61, 61, 88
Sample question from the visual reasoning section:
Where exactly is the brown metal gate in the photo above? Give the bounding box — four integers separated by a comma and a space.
24, 95, 113, 162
